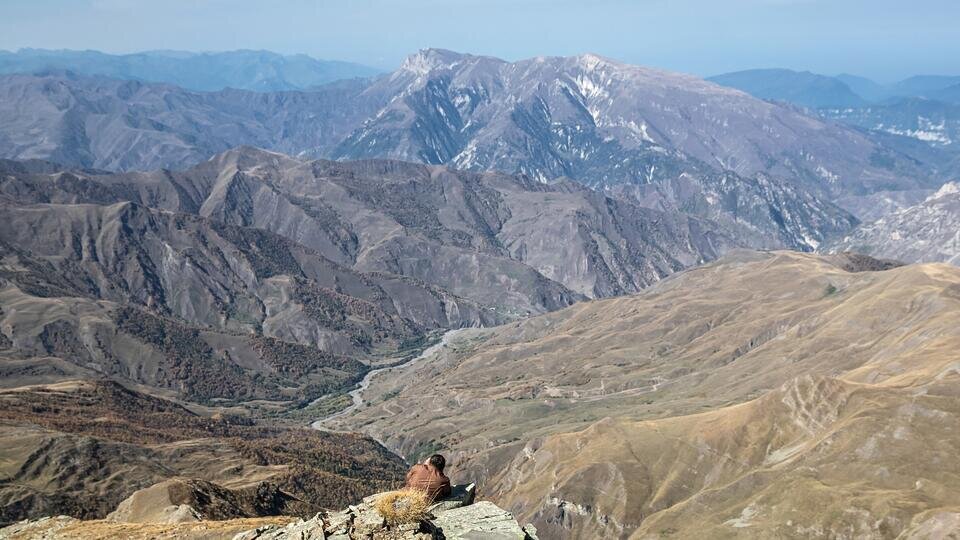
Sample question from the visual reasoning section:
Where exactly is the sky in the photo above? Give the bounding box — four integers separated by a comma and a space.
0, 0, 958, 82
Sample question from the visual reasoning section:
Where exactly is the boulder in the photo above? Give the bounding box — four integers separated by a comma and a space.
324, 509, 353, 535
108, 477, 317, 524
428, 483, 476, 515
232, 514, 326, 540
426, 501, 528, 539
0, 516, 79, 539
106, 479, 220, 523
352, 503, 386, 537
231, 484, 525, 540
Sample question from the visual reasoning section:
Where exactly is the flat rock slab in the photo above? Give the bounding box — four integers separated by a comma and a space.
429, 483, 476, 515
233, 514, 326, 540
427, 501, 527, 540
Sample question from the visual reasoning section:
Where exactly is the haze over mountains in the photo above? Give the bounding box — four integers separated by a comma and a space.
2, 48, 955, 254
708, 68, 960, 172
0, 48, 380, 91
709, 69, 960, 108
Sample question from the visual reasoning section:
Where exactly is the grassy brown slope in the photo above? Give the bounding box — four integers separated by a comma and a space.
0, 380, 406, 525
496, 376, 960, 539
336, 251, 960, 538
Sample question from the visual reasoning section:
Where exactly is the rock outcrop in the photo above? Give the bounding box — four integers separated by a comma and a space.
232, 484, 539, 540
828, 181, 960, 265
0, 484, 538, 540
106, 478, 317, 524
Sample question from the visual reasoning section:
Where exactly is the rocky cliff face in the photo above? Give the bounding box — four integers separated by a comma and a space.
337, 50, 925, 198
828, 181, 960, 264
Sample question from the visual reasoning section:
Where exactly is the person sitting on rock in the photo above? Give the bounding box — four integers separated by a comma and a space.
404, 454, 452, 501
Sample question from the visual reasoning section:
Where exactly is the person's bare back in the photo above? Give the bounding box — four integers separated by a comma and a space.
404, 454, 452, 501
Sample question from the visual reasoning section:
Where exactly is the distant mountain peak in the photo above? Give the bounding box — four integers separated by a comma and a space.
399, 48, 473, 75
928, 180, 960, 201
571, 52, 619, 71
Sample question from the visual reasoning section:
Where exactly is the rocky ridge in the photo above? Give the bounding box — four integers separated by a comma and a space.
0, 482, 540, 540
0, 380, 407, 526
828, 181, 960, 264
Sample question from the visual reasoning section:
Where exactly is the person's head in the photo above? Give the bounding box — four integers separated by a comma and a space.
426, 454, 446, 472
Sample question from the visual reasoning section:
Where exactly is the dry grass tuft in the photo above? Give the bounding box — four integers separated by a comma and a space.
374, 488, 432, 526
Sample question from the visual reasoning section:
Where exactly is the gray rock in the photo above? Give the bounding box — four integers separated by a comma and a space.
352, 504, 386, 537
428, 483, 476, 515
0, 516, 79, 540
427, 501, 527, 540
232, 515, 326, 540
828, 182, 960, 265
324, 510, 353, 535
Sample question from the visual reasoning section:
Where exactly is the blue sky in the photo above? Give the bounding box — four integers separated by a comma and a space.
1, 0, 957, 81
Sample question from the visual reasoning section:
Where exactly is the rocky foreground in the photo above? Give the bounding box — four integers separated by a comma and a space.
0, 480, 539, 540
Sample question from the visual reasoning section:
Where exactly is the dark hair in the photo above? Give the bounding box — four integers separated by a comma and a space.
428, 454, 446, 471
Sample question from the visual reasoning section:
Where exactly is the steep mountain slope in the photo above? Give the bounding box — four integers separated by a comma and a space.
0, 201, 495, 408
0, 148, 747, 411
890, 75, 960, 100
829, 182, 960, 264
0, 51, 935, 235
0, 48, 379, 91
934, 82, 960, 104
333, 50, 932, 206
0, 199, 481, 351
0, 282, 371, 406
0, 150, 734, 306
835, 74, 889, 102
708, 68, 868, 108
332, 251, 960, 538
0, 380, 406, 525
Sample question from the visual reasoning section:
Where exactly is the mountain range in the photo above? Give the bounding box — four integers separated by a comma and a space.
709, 69, 960, 167
0, 48, 380, 91
708, 69, 869, 109
710, 68, 960, 108
2, 48, 952, 253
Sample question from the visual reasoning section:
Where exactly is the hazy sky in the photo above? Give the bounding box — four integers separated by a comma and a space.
1, 0, 957, 81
